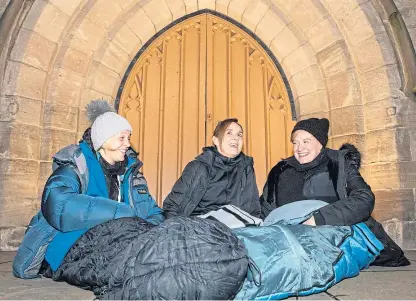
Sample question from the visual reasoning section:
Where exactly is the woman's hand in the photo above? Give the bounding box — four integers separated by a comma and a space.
303, 216, 316, 226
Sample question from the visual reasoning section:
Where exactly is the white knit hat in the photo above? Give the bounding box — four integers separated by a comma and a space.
86, 100, 132, 150
91, 112, 132, 150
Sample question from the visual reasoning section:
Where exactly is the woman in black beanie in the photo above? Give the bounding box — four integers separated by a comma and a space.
260, 117, 409, 267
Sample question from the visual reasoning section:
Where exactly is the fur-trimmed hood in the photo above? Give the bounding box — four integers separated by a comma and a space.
339, 143, 361, 169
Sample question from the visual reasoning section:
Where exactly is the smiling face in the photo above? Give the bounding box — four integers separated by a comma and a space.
212, 122, 243, 158
292, 130, 323, 164
98, 130, 131, 165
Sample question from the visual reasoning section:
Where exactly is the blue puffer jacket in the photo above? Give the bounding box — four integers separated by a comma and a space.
13, 141, 164, 278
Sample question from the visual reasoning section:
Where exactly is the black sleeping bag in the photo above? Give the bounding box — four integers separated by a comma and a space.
44, 217, 154, 296
44, 216, 249, 300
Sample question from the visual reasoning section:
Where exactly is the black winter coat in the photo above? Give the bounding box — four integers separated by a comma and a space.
260, 144, 374, 225
260, 144, 410, 267
163, 146, 261, 218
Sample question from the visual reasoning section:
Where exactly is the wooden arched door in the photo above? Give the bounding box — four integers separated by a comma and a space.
118, 13, 295, 205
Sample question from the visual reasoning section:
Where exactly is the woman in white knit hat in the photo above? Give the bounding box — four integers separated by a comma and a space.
13, 100, 164, 278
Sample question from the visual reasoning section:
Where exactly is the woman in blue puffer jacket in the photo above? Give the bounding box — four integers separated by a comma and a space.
13, 100, 164, 278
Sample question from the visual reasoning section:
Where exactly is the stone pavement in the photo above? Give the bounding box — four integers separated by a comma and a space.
0, 251, 415, 300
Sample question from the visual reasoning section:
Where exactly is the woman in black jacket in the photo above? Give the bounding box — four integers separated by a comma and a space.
260, 117, 409, 267
163, 118, 261, 219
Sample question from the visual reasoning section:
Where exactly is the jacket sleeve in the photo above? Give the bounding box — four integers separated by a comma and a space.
259, 166, 278, 219
41, 165, 136, 232
135, 194, 164, 225
162, 161, 207, 219
314, 163, 375, 226
145, 198, 164, 225
243, 165, 261, 218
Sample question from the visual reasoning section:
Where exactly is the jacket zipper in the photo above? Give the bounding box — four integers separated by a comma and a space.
122, 162, 139, 208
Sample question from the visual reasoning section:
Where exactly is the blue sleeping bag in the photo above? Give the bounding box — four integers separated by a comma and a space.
234, 200, 383, 300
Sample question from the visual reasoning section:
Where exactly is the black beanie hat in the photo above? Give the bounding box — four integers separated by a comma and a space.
291, 118, 329, 147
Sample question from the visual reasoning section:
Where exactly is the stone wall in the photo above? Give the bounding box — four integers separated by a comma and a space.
395, 0, 416, 46
367, 0, 416, 249
0, 0, 415, 250
0, 0, 11, 18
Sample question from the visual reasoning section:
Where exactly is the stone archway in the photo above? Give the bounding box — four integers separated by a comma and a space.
117, 11, 295, 202
0, 0, 415, 249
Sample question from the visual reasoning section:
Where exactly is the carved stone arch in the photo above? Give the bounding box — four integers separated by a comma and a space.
116, 11, 296, 203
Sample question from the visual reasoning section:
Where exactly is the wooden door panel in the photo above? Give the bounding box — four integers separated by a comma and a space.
205, 19, 230, 141
205, 14, 293, 190
248, 51, 268, 189
180, 20, 206, 173
119, 17, 206, 204
119, 13, 294, 205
